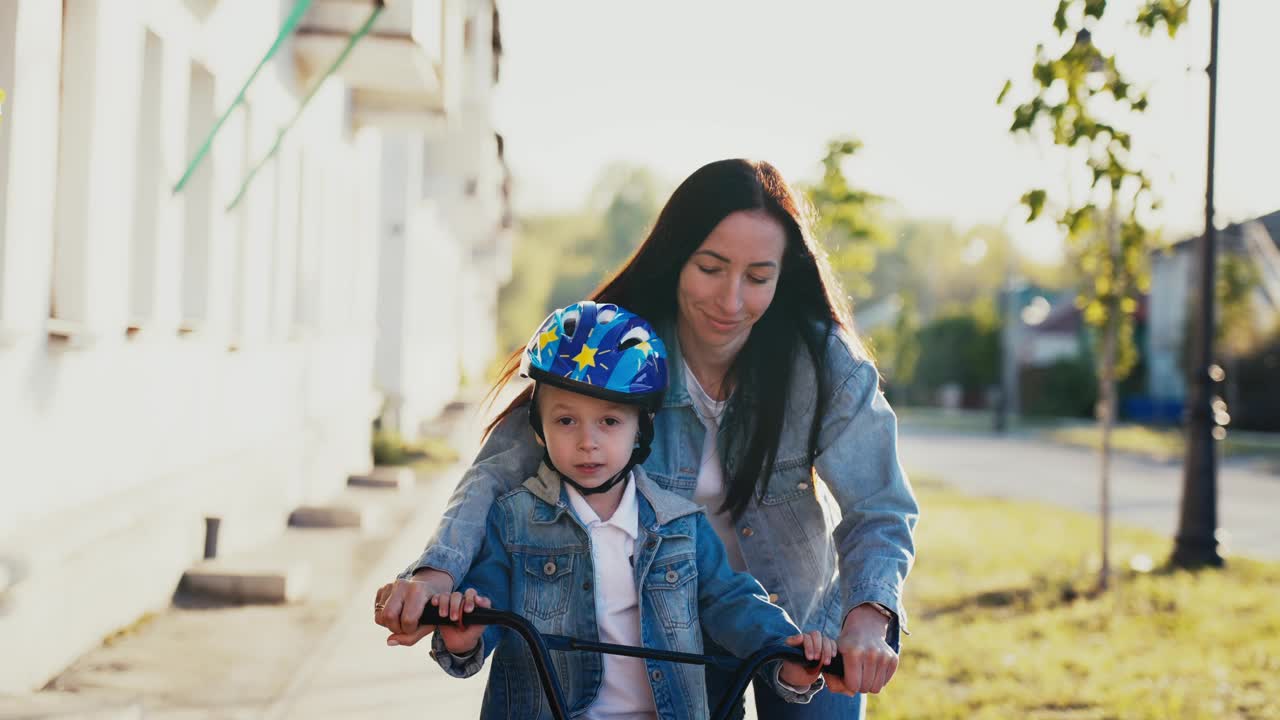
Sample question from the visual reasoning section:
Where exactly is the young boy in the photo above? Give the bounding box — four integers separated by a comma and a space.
428, 301, 836, 720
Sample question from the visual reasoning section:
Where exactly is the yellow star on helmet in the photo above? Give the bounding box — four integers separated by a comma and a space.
635, 340, 652, 355
571, 345, 598, 371
537, 327, 559, 351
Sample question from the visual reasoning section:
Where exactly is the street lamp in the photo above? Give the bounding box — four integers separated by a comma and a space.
1173, 0, 1224, 568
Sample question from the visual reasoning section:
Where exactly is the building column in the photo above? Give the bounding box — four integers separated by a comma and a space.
129, 35, 191, 338
0, 2, 62, 345
52, 1, 146, 342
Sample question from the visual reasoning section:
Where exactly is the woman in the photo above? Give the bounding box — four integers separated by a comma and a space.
376, 159, 918, 718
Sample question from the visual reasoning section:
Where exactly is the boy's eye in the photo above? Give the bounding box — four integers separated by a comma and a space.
602, 417, 621, 427
554, 417, 574, 426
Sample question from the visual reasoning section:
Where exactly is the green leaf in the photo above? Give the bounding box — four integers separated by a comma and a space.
1084, 0, 1107, 20
1033, 61, 1057, 87
1054, 0, 1070, 33
997, 79, 1013, 105
1022, 189, 1048, 222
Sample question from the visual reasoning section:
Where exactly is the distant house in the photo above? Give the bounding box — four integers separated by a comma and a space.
1146, 210, 1280, 404
1017, 293, 1085, 368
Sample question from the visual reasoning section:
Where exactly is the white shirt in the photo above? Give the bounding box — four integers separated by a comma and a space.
566, 476, 658, 720
685, 365, 748, 572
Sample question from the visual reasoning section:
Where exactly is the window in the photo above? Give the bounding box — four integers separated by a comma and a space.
128, 30, 164, 335
179, 62, 215, 331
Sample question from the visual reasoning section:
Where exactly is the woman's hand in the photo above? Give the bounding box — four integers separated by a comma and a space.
780, 630, 837, 689
433, 588, 492, 655
374, 568, 455, 647
826, 603, 899, 695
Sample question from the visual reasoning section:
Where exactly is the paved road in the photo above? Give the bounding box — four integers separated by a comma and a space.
898, 427, 1280, 560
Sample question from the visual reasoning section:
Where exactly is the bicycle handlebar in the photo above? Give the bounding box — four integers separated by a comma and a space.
423, 604, 845, 720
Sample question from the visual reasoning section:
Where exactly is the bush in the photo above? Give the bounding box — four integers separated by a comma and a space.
1020, 358, 1097, 418
371, 431, 460, 467
1231, 336, 1280, 431
372, 430, 414, 466
910, 311, 999, 404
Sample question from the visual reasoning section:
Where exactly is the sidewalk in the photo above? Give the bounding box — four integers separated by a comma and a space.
263, 469, 489, 720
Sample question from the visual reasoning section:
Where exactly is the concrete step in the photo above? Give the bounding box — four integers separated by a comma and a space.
347, 465, 414, 491
181, 559, 311, 605
287, 503, 380, 530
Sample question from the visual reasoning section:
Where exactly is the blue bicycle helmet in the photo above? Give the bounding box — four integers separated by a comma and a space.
520, 301, 668, 410
520, 301, 669, 495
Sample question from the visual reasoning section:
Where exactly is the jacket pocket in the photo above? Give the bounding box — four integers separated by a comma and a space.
646, 556, 698, 630
760, 455, 814, 505
521, 553, 575, 620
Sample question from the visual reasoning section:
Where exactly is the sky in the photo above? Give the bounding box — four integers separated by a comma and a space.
490, 0, 1279, 265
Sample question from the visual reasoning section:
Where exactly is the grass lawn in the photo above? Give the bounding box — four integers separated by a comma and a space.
1044, 424, 1280, 467
870, 480, 1280, 719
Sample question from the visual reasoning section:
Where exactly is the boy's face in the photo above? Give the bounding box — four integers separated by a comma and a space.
537, 384, 641, 489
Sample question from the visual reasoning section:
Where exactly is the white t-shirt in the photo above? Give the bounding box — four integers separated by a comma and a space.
684, 365, 748, 573
565, 476, 658, 720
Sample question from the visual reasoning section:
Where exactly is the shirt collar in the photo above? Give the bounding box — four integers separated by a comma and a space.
566, 472, 640, 540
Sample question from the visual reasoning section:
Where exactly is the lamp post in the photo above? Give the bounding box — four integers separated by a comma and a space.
1173, 0, 1225, 568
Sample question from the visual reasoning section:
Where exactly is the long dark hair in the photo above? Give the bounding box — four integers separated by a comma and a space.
488, 159, 866, 517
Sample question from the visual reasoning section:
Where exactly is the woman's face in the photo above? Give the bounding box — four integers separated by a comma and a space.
676, 210, 786, 353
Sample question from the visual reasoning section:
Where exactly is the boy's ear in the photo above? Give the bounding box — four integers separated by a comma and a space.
534, 433, 546, 448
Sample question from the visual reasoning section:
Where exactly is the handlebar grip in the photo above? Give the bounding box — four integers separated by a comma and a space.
421, 603, 507, 627
820, 654, 844, 677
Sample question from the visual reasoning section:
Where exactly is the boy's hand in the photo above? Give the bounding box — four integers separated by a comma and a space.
432, 588, 492, 656
780, 630, 836, 689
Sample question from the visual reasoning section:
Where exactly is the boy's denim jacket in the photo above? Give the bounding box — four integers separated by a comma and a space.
430, 465, 820, 719
411, 325, 919, 647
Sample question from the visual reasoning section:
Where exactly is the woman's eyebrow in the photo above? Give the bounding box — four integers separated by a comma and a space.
693, 249, 778, 269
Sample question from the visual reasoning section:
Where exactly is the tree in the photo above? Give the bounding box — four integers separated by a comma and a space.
496, 165, 662, 359
802, 137, 892, 301
999, 0, 1188, 591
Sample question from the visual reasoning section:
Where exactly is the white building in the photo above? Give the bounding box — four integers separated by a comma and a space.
0, 0, 510, 693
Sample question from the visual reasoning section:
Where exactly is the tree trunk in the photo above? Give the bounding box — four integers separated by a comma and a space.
1098, 309, 1116, 592
1098, 199, 1119, 593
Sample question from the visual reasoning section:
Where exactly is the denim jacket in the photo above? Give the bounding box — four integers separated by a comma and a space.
411, 325, 918, 645
430, 465, 820, 720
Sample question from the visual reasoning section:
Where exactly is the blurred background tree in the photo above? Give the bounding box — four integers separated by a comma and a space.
802, 137, 892, 301
998, 0, 1189, 591
494, 164, 662, 359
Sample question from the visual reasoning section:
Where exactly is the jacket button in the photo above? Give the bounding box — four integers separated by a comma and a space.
797, 482, 809, 490
768, 593, 779, 603
665, 570, 679, 583
646, 540, 657, 549
741, 527, 754, 537
583, 581, 592, 591
543, 561, 557, 575
651, 669, 663, 681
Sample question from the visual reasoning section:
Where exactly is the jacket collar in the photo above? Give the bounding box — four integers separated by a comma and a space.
522, 463, 701, 528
